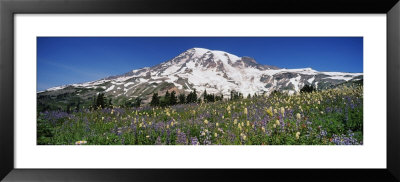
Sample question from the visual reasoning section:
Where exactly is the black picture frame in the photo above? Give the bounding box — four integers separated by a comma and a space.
1, 0, 399, 181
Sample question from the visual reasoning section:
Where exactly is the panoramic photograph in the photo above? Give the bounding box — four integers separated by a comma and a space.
37, 37, 363, 145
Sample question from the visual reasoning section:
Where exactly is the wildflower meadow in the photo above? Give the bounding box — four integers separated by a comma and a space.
37, 85, 363, 145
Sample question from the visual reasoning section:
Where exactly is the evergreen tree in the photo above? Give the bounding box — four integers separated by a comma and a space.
178, 93, 186, 104
271, 90, 281, 96
300, 85, 316, 93
230, 90, 242, 101
44, 104, 50, 112
66, 104, 71, 114
215, 94, 223, 101
186, 89, 198, 103
193, 89, 198, 103
76, 98, 81, 111
247, 94, 251, 99
150, 93, 160, 107
170, 91, 177, 105
96, 93, 106, 109
203, 89, 208, 102
133, 97, 142, 108
92, 95, 97, 109
124, 100, 133, 108
231, 90, 236, 100
186, 91, 193, 103
164, 91, 170, 105
108, 98, 113, 107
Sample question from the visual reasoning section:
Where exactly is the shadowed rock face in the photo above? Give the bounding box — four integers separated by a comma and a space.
39, 47, 363, 105
240, 56, 280, 70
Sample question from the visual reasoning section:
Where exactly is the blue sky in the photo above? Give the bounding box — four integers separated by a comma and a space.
37, 37, 363, 91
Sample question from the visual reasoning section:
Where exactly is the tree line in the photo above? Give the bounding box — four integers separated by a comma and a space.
91, 93, 142, 110
203, 89, 223, 103
42, 85, 316, 112
150, 90, 186, 107
150, 89, 230, 107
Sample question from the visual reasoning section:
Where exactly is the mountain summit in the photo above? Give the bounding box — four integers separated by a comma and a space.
40, 48, 363, 104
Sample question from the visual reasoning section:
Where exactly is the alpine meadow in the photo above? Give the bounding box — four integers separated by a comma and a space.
37, 37, 363, 145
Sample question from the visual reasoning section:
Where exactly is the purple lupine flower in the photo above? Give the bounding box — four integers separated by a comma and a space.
325, 107, 332, 113
41, 110, 70, 126
228, 132, 236, 143
319, 130, 327, 139
203, 138, 212, 145
176, 130, 187, 145
331, 133, 360, 145
190, 137, 200, 145
166, 129, 171, 145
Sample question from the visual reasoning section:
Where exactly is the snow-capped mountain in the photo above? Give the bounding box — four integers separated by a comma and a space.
39, 48, 363, 103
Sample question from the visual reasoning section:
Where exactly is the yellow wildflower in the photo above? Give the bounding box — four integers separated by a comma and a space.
266, 108, 273, 117
296, 132, 300, 140
296, 113, 301, 120
204, 119, 208, 124
241, 133, 247, 140
244, 108, 248, 115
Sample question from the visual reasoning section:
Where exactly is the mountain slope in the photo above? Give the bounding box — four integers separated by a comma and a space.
38, 48, 363, 105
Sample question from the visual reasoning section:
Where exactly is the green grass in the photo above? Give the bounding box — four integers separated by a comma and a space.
37, 85, 363, 145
